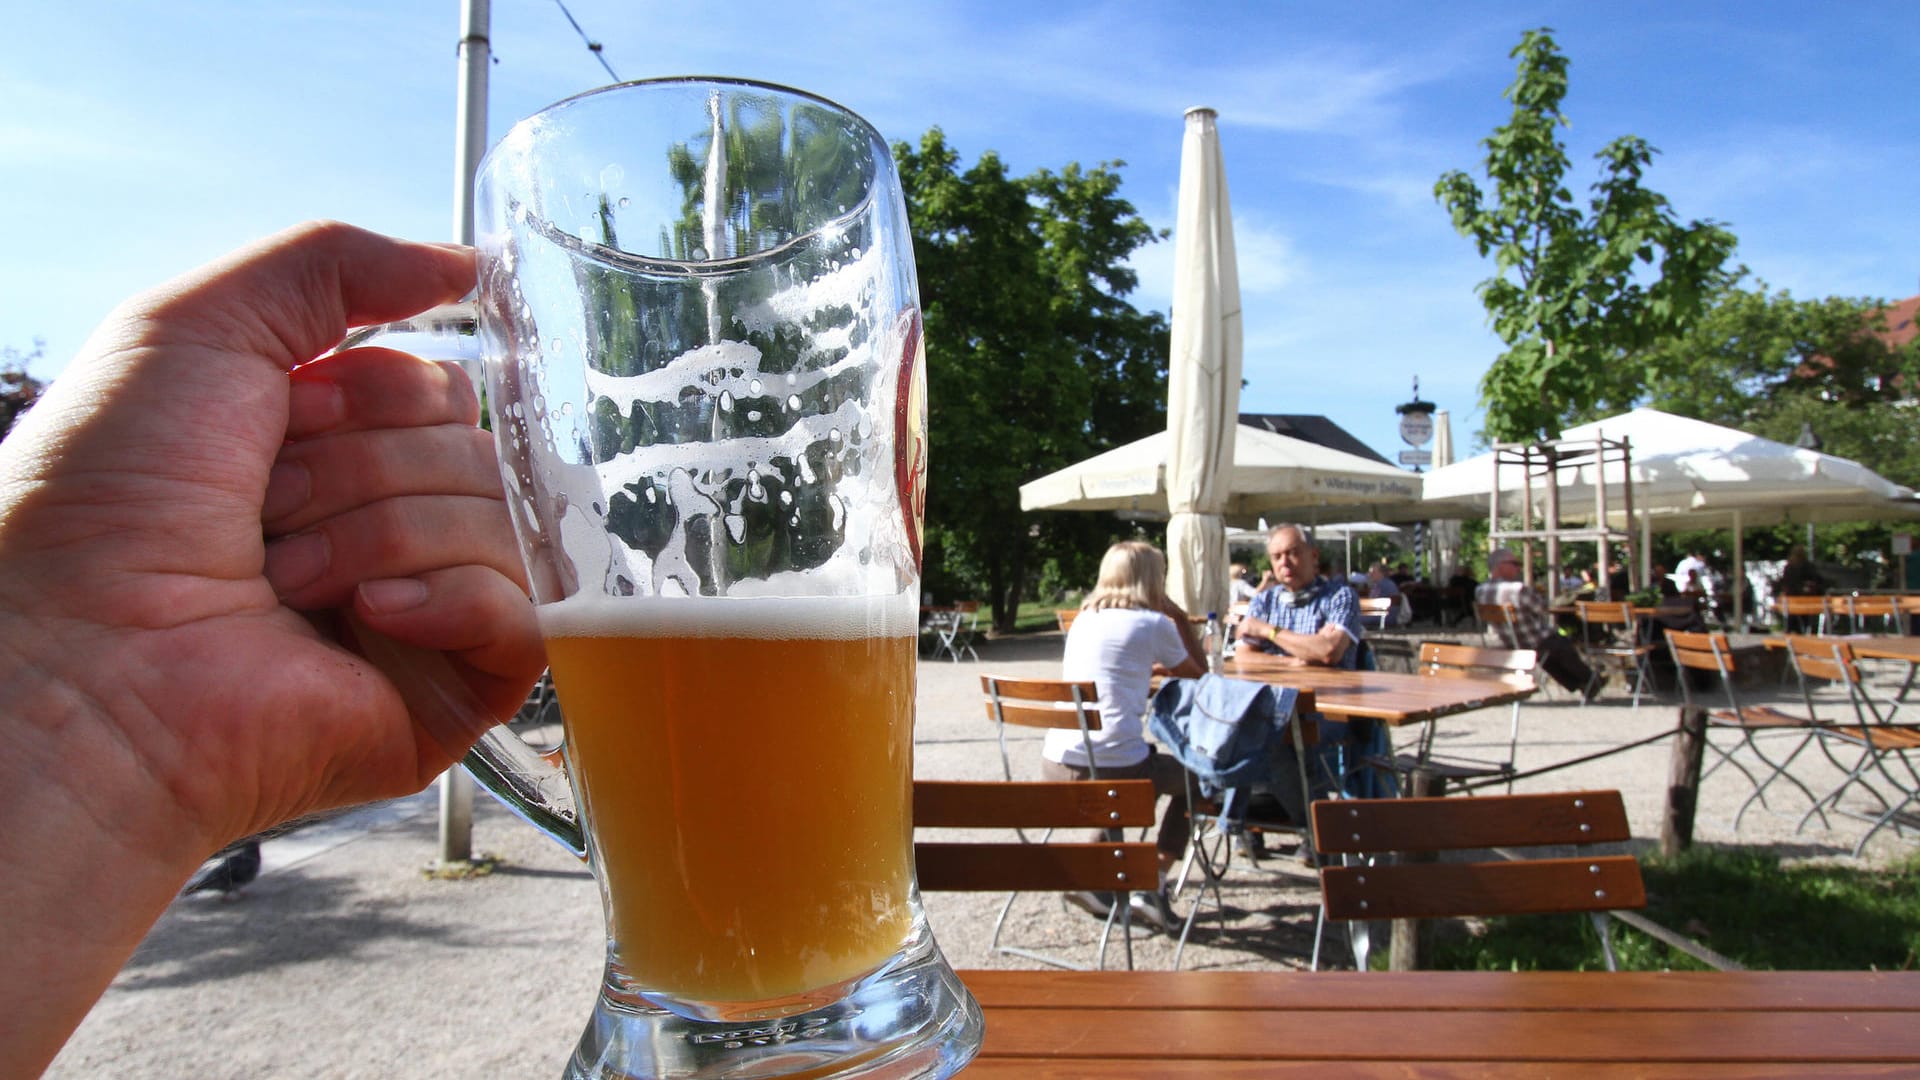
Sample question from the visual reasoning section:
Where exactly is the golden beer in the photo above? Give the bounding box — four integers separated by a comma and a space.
541, 594, 916, 1004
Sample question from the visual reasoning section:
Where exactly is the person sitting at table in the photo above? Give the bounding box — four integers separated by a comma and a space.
1047, 540, 1207, 933
1776, 544, 1826, 632
1235, 524, 1386, 805
1237, 525, 1362, 670
1478, 548, 1604, 703
1365, 562, 1408, 626
1229, 561, 1260, 606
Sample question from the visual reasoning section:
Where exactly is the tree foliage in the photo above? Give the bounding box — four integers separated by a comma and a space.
0, 340, 46, 438
1437, 27, 1739, 442
1638, 285, 1920, 574
894, 130, 1169, 629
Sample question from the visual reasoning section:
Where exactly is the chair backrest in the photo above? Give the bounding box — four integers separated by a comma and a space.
913, 779, 1158, 893
1055, 608, 1079, 633
1474, 602, 1512, 627
1310, 791, 1644, 921
1664, 630, 1742, 715
1576, 600, 1633, 627
1415, 641, 1537, 685
1358, 596, 1394, 628
1782, 634, 1859, 687
981, 675, 1102, 779
1777, 595, 1828, 618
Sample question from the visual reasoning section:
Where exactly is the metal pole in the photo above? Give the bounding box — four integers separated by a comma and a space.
439, 0, 490, 866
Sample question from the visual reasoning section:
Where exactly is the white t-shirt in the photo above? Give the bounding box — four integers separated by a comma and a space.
1046, 607, 1190, 770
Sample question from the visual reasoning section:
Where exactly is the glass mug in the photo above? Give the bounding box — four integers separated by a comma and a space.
360, 78, 980, 1079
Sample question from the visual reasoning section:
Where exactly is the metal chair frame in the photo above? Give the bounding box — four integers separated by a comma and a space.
1576, 600, 1657, 709
1666, 630, 1830, 832
978, 676, 1135, 967
1370, 642, 1538, 796
1784, 636, 1920, 857
1158, 687, 1331, 969
927, 602, 981, 662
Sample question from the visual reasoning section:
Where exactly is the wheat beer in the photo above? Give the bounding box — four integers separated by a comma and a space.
540, 592, 916, 1004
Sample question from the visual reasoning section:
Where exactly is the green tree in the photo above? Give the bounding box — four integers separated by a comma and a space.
1437, 27, 1739, 442
895, 130, 1169, 629
0, 340, 46, 437
1639, 285, 1920, 575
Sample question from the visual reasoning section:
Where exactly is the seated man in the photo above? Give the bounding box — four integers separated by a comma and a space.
1237, 524, 1361, 671
1234, 524, 1379, 811
1477, 547, 1603, 703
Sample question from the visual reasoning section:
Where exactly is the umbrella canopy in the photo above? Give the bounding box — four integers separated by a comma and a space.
1422, 408, 1918, 526
1419, 407, 1920, 626
1021, 423, 1421, 523
1164, 107, 1243, 624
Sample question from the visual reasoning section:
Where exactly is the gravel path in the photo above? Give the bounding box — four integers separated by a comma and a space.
47, 629, 1914, 1078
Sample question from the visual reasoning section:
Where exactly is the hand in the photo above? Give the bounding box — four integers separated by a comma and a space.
0, 222, 542, 1072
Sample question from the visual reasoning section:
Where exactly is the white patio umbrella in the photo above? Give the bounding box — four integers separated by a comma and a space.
1020, 423, 1422, 522
1420, 407, 1920, 624
1429, 409, 1462, 580
1163, 106, 1242, 626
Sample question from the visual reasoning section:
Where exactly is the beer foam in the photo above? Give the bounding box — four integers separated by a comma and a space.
537, 589, 918, 640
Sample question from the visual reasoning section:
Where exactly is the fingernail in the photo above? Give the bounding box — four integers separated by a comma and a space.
264, 532, 329, 596
286, 379, 346, 437
358, 578, 430, 614
261, 461, 310, 522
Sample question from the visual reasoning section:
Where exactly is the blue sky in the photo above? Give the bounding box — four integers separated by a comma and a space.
4, 1, 1915, 461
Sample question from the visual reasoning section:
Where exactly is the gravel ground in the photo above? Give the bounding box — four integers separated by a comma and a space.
47, 628, 1915, 1078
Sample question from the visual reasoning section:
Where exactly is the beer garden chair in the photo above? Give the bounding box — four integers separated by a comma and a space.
914, 778, 1158, 971
1666, 629, 1831, 832
975, 676, 1134, 966
1784, 636, 1920, 858
1575, 600, 1658, 709
1310, 790, 1646, 972
1365, 642, 1538, 796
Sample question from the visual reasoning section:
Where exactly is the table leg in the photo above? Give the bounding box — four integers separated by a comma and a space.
1387, 767, 1445, 971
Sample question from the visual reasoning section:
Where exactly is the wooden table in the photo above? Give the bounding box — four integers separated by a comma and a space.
1218, 656, 1534, 725
958, 968, 1920, 1075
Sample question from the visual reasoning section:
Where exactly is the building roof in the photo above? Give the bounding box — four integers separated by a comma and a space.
1238, 413, 1394, 466
1873, 293, 1917, 350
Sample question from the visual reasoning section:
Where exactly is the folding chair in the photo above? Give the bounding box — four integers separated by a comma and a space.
1785, 636, 1920, 857
1310, 790, 1646, 971
1369, 642, 1538, 795
1147, 680, 1326, 969
1576, 601, 1657, 709
915, 779, 1158, 970
1054, 608, 1080, 633
1834, 594, 1907, 636
1666, 630, 1830, 832
1776, 594, 1830, 634
1357, 596, 1395, 631
927, 603, 981, 662
977, 677, 1124, 959
1475, 602, 1520, 649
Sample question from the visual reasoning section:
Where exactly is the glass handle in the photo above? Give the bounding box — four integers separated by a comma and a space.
331, 311, 587, 858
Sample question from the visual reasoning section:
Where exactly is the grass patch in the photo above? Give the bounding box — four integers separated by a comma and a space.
1424, 847, 1920, 971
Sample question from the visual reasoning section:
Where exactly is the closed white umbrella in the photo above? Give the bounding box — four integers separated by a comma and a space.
1429, 409, 1462, 580
1164, 106, 1242, 628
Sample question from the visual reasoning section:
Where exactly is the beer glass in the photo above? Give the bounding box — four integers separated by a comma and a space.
437, 78, 978, 1079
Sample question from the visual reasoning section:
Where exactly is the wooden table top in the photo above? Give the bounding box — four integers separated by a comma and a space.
1216, 657, 1534, 726
958, 968, 1920, 1075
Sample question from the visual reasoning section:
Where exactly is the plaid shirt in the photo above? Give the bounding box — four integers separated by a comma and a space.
1242, 579, 1363, 669
1476, 580, 1554, 649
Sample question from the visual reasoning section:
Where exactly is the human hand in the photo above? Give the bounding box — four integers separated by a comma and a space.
0, 221, 541, 854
